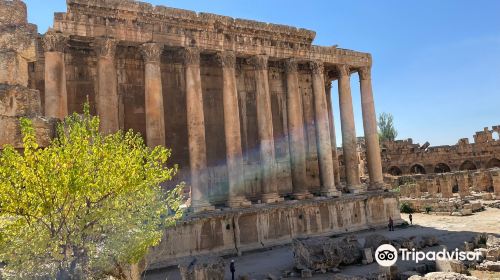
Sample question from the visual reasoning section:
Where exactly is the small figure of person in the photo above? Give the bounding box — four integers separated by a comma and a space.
388, 216, 394, 231
409, 213, 413, 225
230, 259, 235, 280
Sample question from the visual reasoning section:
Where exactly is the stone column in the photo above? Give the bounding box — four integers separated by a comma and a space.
94, 37, 119, 134
325, 80, 341, 186
140, 43, 165, 147
248, 55, 282, 203
337, 65, 363, 193
359, 66, 384, 190
310, 61, 340, 197
216, 51, 251, 208
284, 59, 310, 199
42, 30, 68, 119
183, 47, 214, 212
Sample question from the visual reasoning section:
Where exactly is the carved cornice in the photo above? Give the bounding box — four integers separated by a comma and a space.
42, 30, 67, 52
181, 47, 200, 66
336, 64, 350, 77
94, 37, 117, 58
358, 66, 371, 81
309, 60, 324, 75
247, 55, 268, 70
284, 58, 298, 74
140, 42, 163, 63
214, 51, 236, 68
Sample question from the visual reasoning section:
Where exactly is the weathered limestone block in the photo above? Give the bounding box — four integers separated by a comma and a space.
0, 51, 29, 86
0, 85, 41, 116
178, 257, 225, 280
477, 260, 500, 272
490, 169, 500, 199
363, 233, 390, 250
0, 25, 37, 59
293, 236, 362, 271
0, 116, 56, 148
435, 258, 467, 274
0, 0, 27, 25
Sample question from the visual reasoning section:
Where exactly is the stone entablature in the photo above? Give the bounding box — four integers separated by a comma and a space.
51, 0, 370, 68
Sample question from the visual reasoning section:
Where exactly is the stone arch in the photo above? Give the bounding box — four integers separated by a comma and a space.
452, 184, 459, 193
493, 131, 499, 141
486, 158, 500, 169
459, 160, 477, 171
434, 163, 451, 174
388, 166, 402, 176
410, 164, 426, 174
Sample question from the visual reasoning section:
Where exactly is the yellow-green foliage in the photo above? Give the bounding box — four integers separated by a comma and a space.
0, 104, 183, 279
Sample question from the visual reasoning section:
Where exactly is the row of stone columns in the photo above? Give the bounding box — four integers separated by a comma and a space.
41, 34, 384, 212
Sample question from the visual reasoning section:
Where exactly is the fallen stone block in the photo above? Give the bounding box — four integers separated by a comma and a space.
477, 260, 500, 272
435, 258, 467, 274
400, 271, 420, 280
178, 257, 225, 280
362, 247, 373, 264
301, 269, 312, 278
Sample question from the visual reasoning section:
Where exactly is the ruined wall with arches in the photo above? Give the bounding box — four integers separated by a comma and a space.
380, 126, 500, 176
388, 168, 500, 200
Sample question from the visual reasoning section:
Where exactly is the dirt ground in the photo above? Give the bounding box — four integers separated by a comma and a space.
144, 206, 500, 280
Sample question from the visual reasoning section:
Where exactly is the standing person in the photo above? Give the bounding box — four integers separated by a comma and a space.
230, 259, 235, 280
409, 213, 413, 225
388, 216, 394, 231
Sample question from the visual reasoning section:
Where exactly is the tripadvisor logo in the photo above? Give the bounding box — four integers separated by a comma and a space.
375, 244, 482, 267
375, 244, 398, 267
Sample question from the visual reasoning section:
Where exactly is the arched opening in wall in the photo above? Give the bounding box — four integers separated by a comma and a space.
493, 131, 499, 141
486, 158, 500, 169
410, 164, 426, 175
487, 186, 494, 193
388, 166, 402, 176
452, 184, 459, 193
434, 163, 451, 174
459, 160, 477, 171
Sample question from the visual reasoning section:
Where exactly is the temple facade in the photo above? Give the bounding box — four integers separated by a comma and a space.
0, 0, 403, 266
26, 0, 389, 210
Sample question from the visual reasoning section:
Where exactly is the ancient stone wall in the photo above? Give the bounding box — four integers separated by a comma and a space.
380, 127, 500, 176
390, 168, 500, 200
146, 192, 402, 269
0, 0, 55, 148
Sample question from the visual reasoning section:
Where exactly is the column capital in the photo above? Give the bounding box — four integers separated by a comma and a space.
336, 64, 350, 77
42, 30, 67, 53
247, 54, 268, 70
94, 37, 117, 58
358, 66, 372, 81
284, 58, 298, 73
181, 47, 200, 66
309, 60, 324, 75
214, 51, 236, 68
140, 42, 163, 64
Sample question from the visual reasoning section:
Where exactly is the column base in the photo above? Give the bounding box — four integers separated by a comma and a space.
321, 189, 342, 197
293, 191, 314, 200
190, 200, 215, 213
261, 193, 284, 204
227, 196, 252, 208
367, 182, 386, 191
348, 184, 367, 194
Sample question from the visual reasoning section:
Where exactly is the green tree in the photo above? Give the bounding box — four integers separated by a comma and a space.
0, 104, 184, 279
378, 112, 398, 142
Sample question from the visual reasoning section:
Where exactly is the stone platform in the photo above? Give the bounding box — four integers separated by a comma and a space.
146, 191, 402, 269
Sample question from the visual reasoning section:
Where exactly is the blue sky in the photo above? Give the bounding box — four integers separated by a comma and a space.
25, 0, 500, 146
